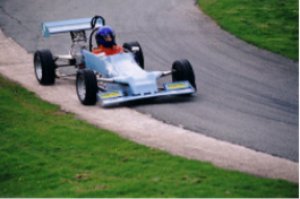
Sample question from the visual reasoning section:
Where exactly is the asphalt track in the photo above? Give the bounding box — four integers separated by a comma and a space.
0, 0, 298, 162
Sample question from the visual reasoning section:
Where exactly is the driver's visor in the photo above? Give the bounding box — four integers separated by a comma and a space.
103, 34, 112, 41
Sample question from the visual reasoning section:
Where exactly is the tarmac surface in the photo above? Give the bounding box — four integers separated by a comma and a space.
0, 0, 298, 182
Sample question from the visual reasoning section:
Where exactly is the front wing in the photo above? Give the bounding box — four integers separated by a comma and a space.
97, 81, 195, 107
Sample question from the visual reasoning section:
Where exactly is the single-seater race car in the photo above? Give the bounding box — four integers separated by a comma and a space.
34, 16, 197, 107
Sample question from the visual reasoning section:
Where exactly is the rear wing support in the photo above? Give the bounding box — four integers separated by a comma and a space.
42, 16, 105, 37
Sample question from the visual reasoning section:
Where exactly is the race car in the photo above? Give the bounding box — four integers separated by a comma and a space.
34, 16, 197, 107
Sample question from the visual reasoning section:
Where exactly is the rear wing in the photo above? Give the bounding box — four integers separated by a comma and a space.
42, 16, 105, 37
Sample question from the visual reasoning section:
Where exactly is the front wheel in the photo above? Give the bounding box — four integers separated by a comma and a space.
123, 41, 144, 69
76, 69, 98, 105
172, 59, 197, 91
34, 50, 55, 85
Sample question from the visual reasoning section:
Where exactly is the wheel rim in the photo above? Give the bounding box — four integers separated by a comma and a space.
77, 74, 86, 102
34, 55, 42, 80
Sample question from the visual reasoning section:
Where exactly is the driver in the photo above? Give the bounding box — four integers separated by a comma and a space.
92, 26, 124, 56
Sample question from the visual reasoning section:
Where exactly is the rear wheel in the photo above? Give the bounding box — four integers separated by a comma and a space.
34, 50, 55, 85
172, 59, 197, 90
76, 69, 98, 105
123, 41, 144, 69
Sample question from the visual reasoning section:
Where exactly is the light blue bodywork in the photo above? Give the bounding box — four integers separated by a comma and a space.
82, 50, 195, 106
42, 17, 103, 37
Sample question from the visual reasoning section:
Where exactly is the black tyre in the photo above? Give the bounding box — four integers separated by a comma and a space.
76, 69, 98, 105
172, 59, 197, 90
34, 50, 55, 85
123, 41, 144, 69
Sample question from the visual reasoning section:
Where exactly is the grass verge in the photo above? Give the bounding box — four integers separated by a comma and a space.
0, 75, 298, 197
197, 0, 299, 60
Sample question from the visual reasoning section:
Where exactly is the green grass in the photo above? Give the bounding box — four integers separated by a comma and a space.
197, 0, 299, 60
0, 75, 298, 197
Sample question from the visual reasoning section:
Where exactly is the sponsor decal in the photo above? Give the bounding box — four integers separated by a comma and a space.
167, 83, 188, 90
101, 92, 121, 99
